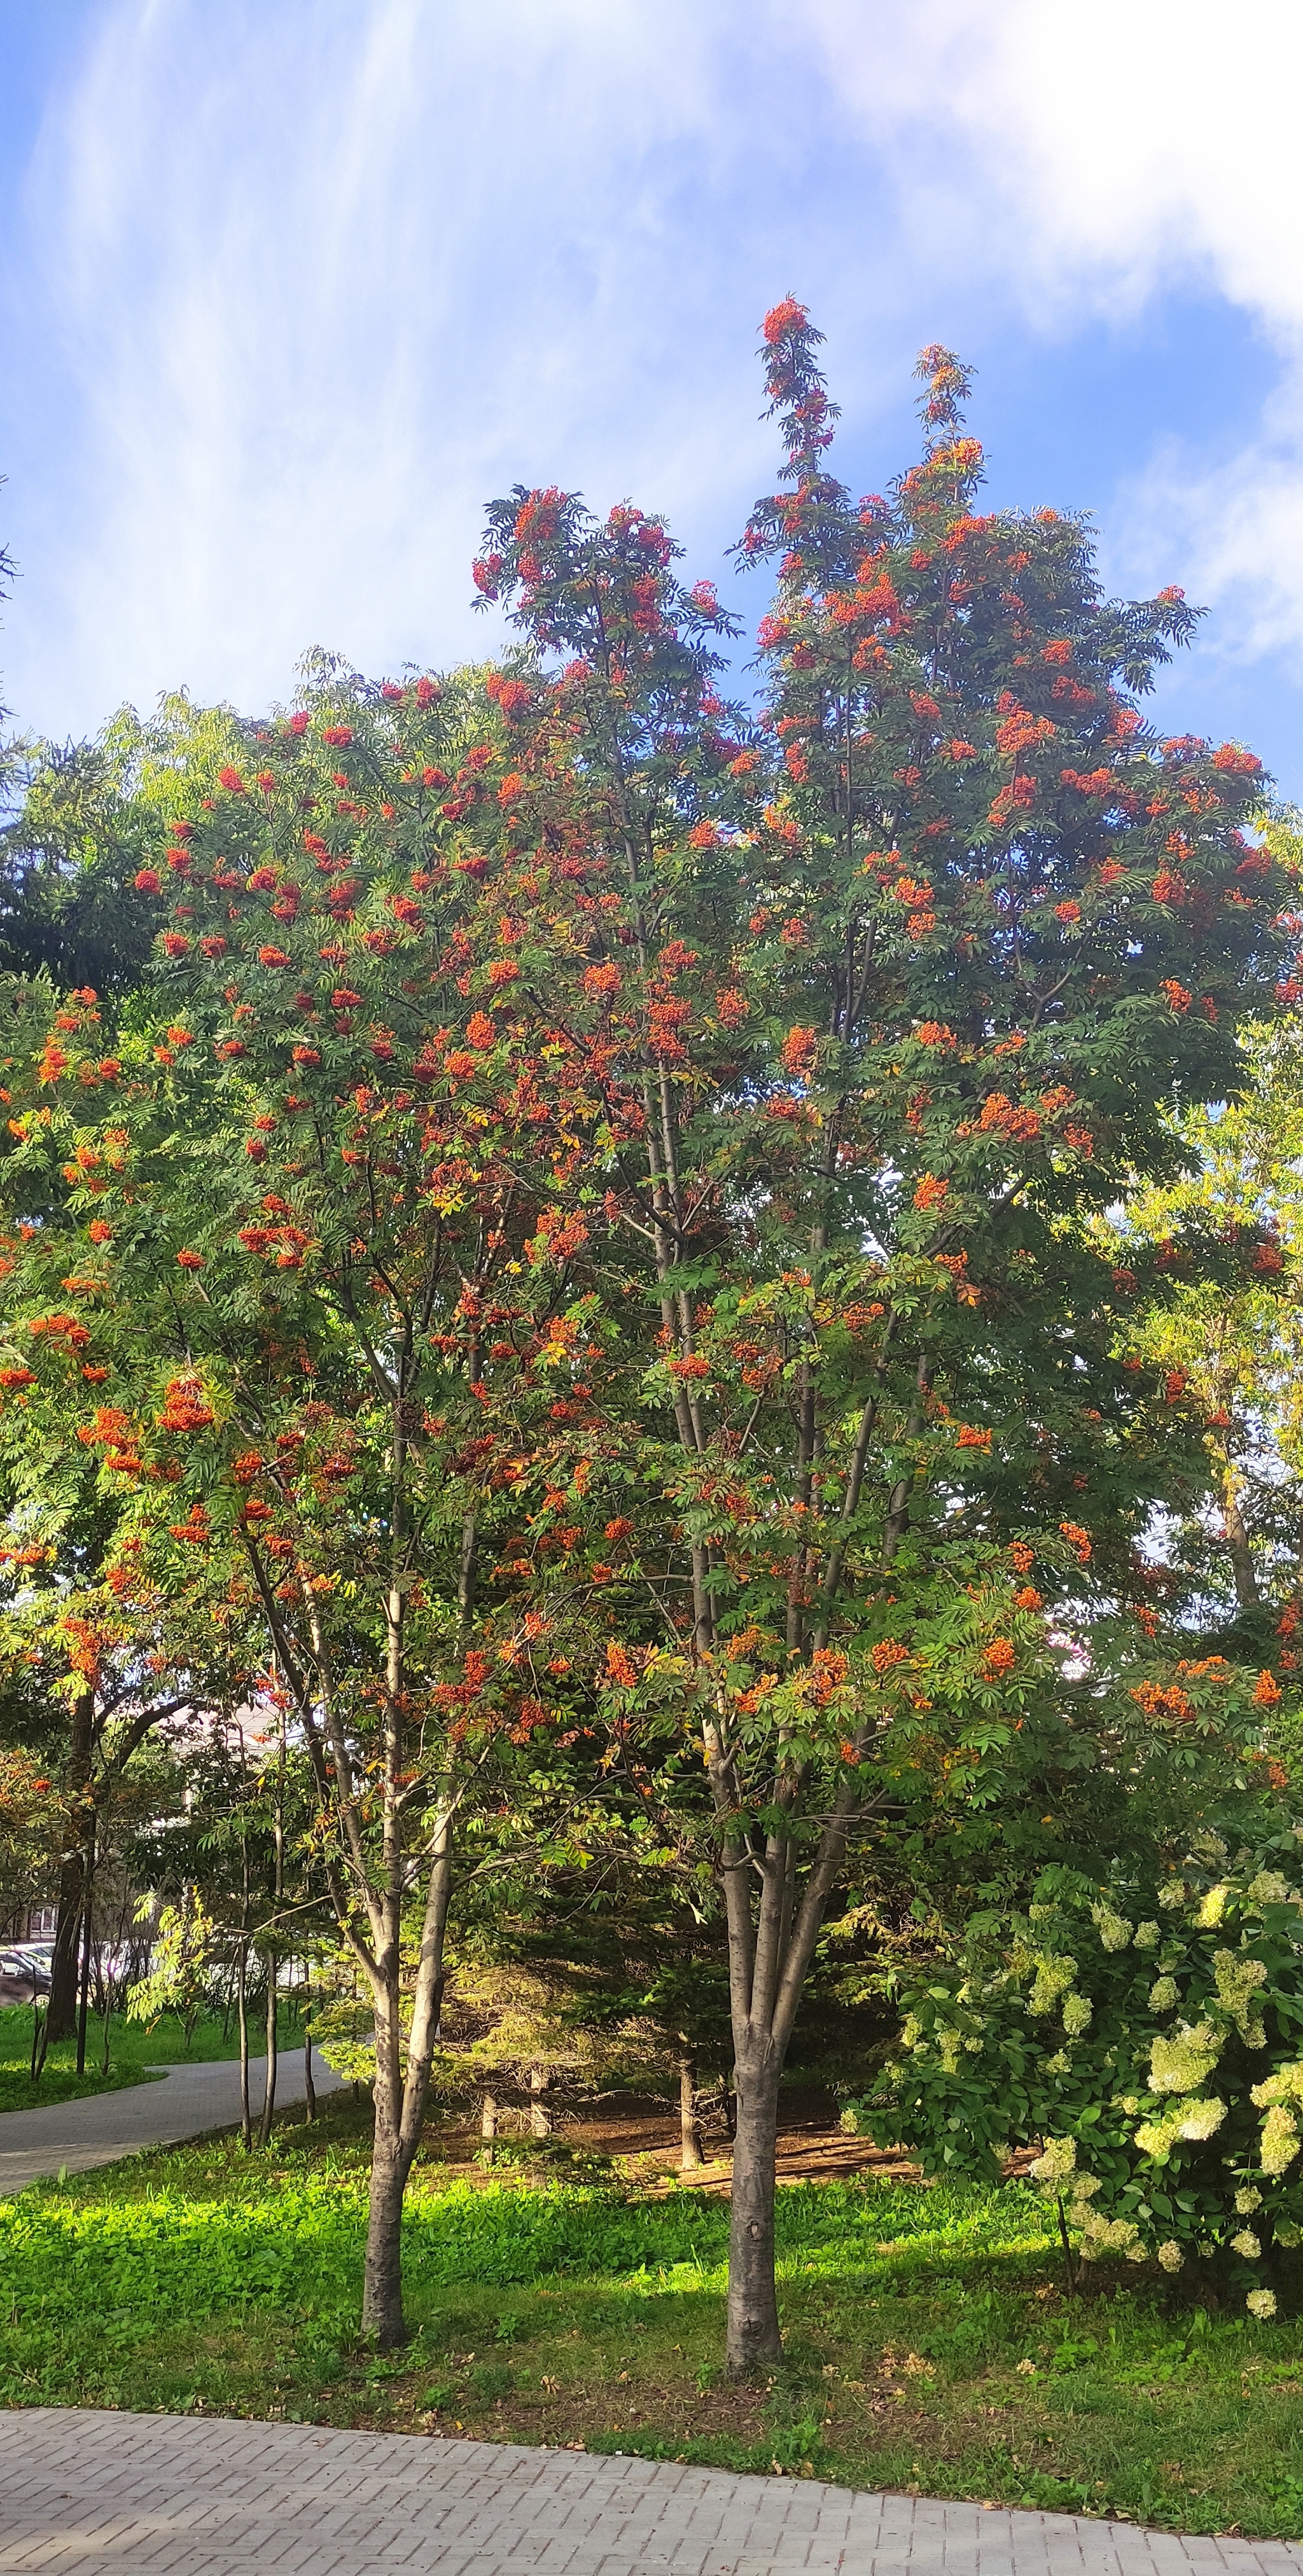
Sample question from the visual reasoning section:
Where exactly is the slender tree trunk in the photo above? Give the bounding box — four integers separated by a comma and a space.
238, 1825, 251, 2150
530, 2066, 552, 2136
74, 1839, 95, 2077
237, 1939, 251, 2150
1222, 1467, 1260, 1610
362, 1975, 410, 2346
679, 2054, 704, 2171
258, 1710, 286, 2148
46, 1690, 94, 2043
725, 2044, 784, 2371
302, 1970, 316, 2125
359, 1817, 454, 2348
258, 1951, 277, 2147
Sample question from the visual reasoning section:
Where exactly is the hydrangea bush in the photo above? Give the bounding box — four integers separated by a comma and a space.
849, 1834, 1303, 2315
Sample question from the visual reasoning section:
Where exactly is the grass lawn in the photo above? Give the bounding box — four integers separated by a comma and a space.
0, 2000, 300, 2113
5, 2092, 1303, 2538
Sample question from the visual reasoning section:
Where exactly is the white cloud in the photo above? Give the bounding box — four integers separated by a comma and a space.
810, 0, 1303, 339
806, 0, 1303, 681
5, 0, 783, 732
3, 0, 1303, 740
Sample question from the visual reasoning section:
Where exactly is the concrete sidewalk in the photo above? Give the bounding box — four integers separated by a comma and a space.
0, 2045, 342, 2194
3, 2410, 1300, 2576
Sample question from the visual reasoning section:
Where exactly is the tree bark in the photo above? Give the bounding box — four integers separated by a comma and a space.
530, 2066, 552, 2136
480, 2088, 498, 2159
359, 1816, 454, 2347
1222, 1468, 1260, 1610
258, 1711, 286, 2148
362, 1981, 412, 2346
302, 1974, 316, 2125
362, 2119, 408, 2348
258, 1951, 277, 2147
237, 1938, 251, 2152
725, 2046, 784, 2371
74, 1834, 95, 2077
46, 1690, 94, 2043
679, 2054, 704, 2171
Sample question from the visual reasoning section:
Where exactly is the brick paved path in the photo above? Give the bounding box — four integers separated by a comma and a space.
2, 2411, 1299, 2576
0, 2046, 341, 2195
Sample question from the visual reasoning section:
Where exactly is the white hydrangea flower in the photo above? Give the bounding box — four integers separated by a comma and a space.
1251, 2063, 1303, 2108
938, 2028, 963, 2074
901, 2013, 923, 2048
1275, 2222, 1302, 2248
1260, 2103, 1300, 2176
1029, 2135, 1077, 2189
1134, 2108, 1183, 2157
1195, 1884, 1230, 1928
1029, 1953, 1078, 2016
1149, 2023, 1221, 2094
1248, 1870, 1292, 1908
1045, 2051, 1071, 2077
1092, 1904, 1132, 1952
1080, 2210, 1142, 2259
1246, 2288, 1278, 2320
1136, 2095, 1225, 2157
1212, 1948, 1268, 2042
1148, 1976, 1179, 2012
1134, 1921, 1161, 1949
1063, 1993, 1093, 2038
1179, 2096, 1227, 2141
1230, 2229, 1262, 2259
1157, 2241, 1184, 2271
1159, 1880, 1187, 1911
1235, 2186, 1264, 2214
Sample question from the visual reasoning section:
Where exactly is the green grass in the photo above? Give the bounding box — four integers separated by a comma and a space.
0, 2001, 296, 2112
5, 2093, 1303, 2538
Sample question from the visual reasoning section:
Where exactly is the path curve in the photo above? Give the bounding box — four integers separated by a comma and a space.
0, 2045, 342, 2195
2, 2409, 1298, 2576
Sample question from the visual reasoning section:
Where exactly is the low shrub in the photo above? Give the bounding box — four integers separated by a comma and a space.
849, 1830, 1303, 2315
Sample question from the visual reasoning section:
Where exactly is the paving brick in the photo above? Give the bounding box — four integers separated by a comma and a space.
4, 2418, 1303, 2576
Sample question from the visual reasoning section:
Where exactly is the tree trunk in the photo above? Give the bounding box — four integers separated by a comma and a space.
259, 1713, 286, 2148
359, 1819, 454, 2348
302, 1974, 316, 2126
1222, 1468, 1260, 1610
258, 1951, 277, 2147
363, 2118, 410, 2349
480, 2089, 498, 2162
530, 2066, 552, 2136
679, 2055, 704, 2171
237, 1940, 251, 2151
725, 2047, 784, 2372
74, 1842, 95, 2077
46, 1690, 94, 2044
361, 1981, 414, 2347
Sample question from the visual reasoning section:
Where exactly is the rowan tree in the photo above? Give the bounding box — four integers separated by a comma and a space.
0, 643, 739, 2339
477, 303, 1295, 2369
0, 303, 1293, 2383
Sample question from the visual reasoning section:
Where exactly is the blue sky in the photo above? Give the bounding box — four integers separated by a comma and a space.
2, 0, 1301, 793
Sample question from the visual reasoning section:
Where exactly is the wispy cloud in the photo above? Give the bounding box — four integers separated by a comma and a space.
3, 0, 1302, 755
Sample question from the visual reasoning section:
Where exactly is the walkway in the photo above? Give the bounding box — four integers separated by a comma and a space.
0, 2045, 341, 2194
1, 2411, 1299, 2576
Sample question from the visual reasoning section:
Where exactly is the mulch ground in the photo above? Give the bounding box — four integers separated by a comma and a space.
415, 2087, 934, 2191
